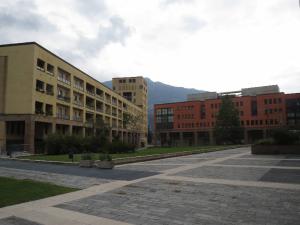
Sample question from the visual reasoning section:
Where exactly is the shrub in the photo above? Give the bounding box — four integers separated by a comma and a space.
99, 153, 112, 161
272, 129, 299, 145
255, 138, 274, 145
107, 141, 136, 154
81, 152, 92, 160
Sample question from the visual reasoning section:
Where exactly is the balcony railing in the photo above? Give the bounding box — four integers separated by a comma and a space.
58, 76, 71, 85
86, 104, 95, 110
73, 116, 83, 122
112, 112, 117, 117
56, 114, 70, 120
74, 84, 84, 91
57, 95, 70, 102
46, 90, 54, 96
73, 101, 84, 107
86, 90, 95, 96
96, 94, 104, 100
96, 108, 103, 113
35, 109, 44, 115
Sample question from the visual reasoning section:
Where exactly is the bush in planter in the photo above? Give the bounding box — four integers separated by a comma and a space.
81, 152, 93, 160
272, 129, 299, 145
99, 153, 112, 161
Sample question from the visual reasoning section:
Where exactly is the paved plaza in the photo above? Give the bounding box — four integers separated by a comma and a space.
0, 147, 299, 225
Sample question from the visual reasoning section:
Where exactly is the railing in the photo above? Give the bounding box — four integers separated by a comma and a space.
46, 111, 53, 116
35, 110, 44, 115
74, 84, 84, 91
56, 114, 70, 120
112, 112, 117, 117
86, 90, 95, 96
96, 108, 104, 113
73, 116, 83, 122
96, 94, 104, 100
57, 95, 70, 102
73, 101, 84, 107
86, 104, 95, 110
58, 76, 71, 85
105, 110, 111, 115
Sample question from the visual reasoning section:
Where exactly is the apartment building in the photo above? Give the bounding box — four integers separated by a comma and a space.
112, 77, 148, 146
154, 85, 300, 146
0, 42, 146, 153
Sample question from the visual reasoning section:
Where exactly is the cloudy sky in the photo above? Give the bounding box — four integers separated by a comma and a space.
0, 0, 299, 93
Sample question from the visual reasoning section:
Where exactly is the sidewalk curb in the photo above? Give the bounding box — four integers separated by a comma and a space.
0, 145, 248, 166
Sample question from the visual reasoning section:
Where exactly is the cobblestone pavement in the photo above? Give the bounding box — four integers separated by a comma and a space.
1, 146, 300, 225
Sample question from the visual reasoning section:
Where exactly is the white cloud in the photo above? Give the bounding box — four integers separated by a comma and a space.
0, 0, 299, 93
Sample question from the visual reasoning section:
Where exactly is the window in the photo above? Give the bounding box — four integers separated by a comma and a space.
36, 58, 45, 71
47, 64, 54, 74
268, 99, 272, 104
264, 99, 268, 105
57, 68, 71, 85
240, 101, 243, 106
36, 80, 44, 92
246, 120, 250, 126
46, 84, 54, 95
241, 121, 244, 126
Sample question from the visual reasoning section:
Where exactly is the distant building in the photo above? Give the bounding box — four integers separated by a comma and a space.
155, 85, 300, 146
112, 77, 148, 146
0, 42, 147, 153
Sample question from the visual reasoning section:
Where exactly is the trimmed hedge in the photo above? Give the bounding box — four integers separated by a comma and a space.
45, 134, 108, 155
107, 141, 136, 154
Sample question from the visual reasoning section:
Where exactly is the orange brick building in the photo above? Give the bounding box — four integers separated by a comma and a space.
154, 85, 300, 145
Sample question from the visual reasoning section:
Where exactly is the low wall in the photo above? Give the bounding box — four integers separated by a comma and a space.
251, 145, 300, 155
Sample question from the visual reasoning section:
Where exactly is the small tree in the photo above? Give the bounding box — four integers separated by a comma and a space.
214, 95, 243, 144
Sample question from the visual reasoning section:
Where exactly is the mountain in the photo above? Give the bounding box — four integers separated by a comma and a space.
103, 78, 205, 130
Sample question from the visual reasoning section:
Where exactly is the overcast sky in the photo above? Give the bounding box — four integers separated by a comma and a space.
0, 0, 299, 93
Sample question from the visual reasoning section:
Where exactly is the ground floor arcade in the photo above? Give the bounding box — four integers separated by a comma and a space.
0, 115, 141, 154
154, 128, 272, 146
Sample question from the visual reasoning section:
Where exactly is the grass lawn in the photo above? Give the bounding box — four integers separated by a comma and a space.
20, 145, 243, 162
0, 177, 78, 208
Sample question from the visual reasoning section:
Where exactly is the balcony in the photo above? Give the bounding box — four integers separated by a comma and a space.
74, 84, 84, 91
73, 116, 83, 122
96, 107, 103, 113
73, 100, 84, 107
56, 114, 70, 120
57, 95, 70, 102
86, 104, 95, 110
58, 76, 71, 85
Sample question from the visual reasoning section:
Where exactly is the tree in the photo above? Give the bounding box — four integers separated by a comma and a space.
214, 95, 243, 144
123, 112, 143, 132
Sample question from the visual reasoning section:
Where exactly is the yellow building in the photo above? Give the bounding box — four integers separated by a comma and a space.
112, 77, 148, 146
0, 42, 147, 153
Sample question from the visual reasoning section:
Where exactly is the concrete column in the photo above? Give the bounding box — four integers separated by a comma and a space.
51, 123, 56, 134
263, 129, 267, 139
194, 132, 198, 146
82, 127, 86, 137
69, 125, 73, 136
209, 130, 215, 145
109, 130, 113, 142
244, 129, 249, 144
25, 118, 35, 154
0, 121, 6, 154
179, 132, 183, 146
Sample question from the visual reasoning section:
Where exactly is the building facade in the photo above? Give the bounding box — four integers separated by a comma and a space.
154, 86, 300, 146
112, 77, 148, 146
0, 42, 147, 153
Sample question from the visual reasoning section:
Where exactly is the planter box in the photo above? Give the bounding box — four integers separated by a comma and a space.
95, 160, 114, 169
79, 160, 94, 167
251, 145, 300, 155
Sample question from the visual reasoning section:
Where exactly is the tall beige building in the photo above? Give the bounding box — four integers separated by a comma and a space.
112, 77, 148, 146
0, 42, 146, 153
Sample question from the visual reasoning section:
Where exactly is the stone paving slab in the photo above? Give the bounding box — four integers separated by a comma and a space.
174, 165, 270, 182
137, 157, 210, 165
260, 168, 300, 184
57, 178, 300, 225
0, 216, 41, 225
116, 164, 181, 172
218, 158, 300, 167
0, 159, 159, 181
0, 167, 111, 189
